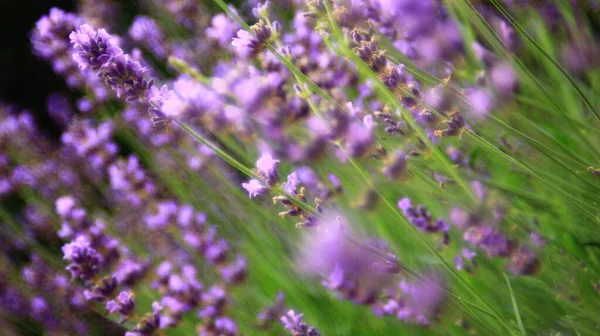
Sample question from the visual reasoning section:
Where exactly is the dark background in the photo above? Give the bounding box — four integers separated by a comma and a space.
0, 1, 75, 115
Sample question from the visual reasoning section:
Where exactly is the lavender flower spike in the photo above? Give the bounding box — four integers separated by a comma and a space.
70, 25, 153, 102
62, 235, 103, 281
242, 179, 266, 198
70, 24, 122, 70
231, 21, 271, 57
280, 310, 321, 336
256, 153, 280, 185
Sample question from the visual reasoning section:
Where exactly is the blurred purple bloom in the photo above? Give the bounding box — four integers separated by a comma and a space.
70, 24, 123, 70
242, 179, 266, 198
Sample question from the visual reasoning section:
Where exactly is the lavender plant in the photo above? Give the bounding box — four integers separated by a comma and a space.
1, 0, 600, 335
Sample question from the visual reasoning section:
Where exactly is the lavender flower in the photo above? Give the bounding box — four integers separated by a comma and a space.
70, 24, 123, 70
280, 310, 321, 336
256, 152, 280, 185
106, 291, 136, 320
207, 13, 239, 46
70, 24, 154, 102
126, 302, 162, 336
398, 198, 449, 236
375, 275, 447, 326
103, 54, 154, 102
258, 292, 285, 328
298, 213, 397, 304
129, 16, 167, 58
62, 235, 103, 281
242, 179, 266, 198
108, 155, 157, 208
83, 276, 118, 301
232, 21, 271, 57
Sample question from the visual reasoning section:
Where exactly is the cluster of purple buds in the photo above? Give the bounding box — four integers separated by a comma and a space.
280, 310, 321, 336
450, 182, 540, 275
62, 235, 103, 282
61, 120, 118, 178
106, 290, 136, 322
83, 276, 118, 301
453, 248, 477, 272
197, 287, 239, 336
374, 275, 447, 326
154, 263, 203, 324
129, 16, 168, 58
398, 198, 450, 245
351, 32, 387, 72
160, 0, 203, 30
271, 169, 331, 228
56, 196, 121, 268
56, 195, 165, 332
256, 152, 280, 186
257, 292, 286, 329
299, 214, 400, 306
30, 7, 110, 98
126, 302, 163, 336
3, 254, 89, 334
70, 24, 154, 102
108, 155, 158, 208
232, 20, 272, 57
177, 206, 247, 284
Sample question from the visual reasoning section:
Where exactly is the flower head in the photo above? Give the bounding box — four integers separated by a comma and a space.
242, 179, 266, 198
70, 24, 123, 70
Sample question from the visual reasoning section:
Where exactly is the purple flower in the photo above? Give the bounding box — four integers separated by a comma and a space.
490, 62, 518, 95
106, 291, 135, 318
282, 172, 300, 194
398, 198, 449, 235
298, 213, 396, 304
114, 259, 150, 286
232, 30, 256, 57
344, 121, 373, 158
242, 179, 266, 198
102, 54, 154, 102
62, 236, 103, 281
231, 22, 271, 57
280, 310, 321, 336
466, 88, 494, 119
462, 248, 476, 260
215, 317, 238, 334
159, 75, 222, 121
454, 255, 466, 271
84, 276, 117, 301
258, 292, 285, 328
219, 256, 247, 284
70, 24, 123, 70
55, 196, 76, 217
375, 275, 446, 325
129, 16, 167, 57
32, 8, 82, 59
207, 14, 239, 46
363, 114, 377, 129
256, 153, 280, 185
464, 225, 513, 257
256, 153, 279, 176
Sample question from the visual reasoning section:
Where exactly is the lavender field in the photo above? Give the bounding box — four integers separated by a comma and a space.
1, 0, 600, 335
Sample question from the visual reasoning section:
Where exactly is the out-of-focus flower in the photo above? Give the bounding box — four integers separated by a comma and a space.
280, 310, 321, 336
242, 179, 266, 198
